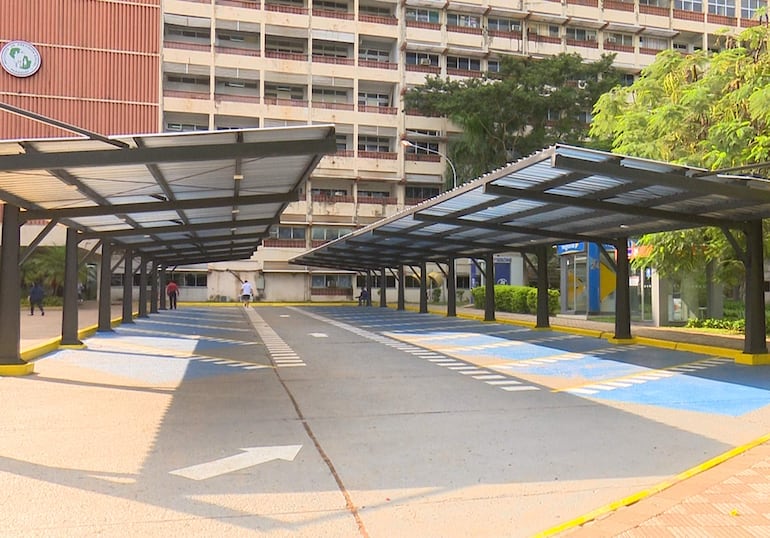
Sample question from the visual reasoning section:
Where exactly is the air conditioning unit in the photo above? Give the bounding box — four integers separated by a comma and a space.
577, 79, 587, 89
419, 58, 432, 65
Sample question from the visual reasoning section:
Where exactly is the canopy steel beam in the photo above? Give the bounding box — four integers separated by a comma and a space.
80, 217, 276, 240
0, 137, 336, 172
23, 192, 297, 221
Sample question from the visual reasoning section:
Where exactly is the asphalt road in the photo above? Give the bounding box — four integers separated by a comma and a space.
2, 305, 769, 537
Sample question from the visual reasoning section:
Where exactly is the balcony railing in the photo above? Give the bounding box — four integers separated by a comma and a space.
604, 42, 634, 52
358, 59, 398, 70
447, 25, 483, 35
405, 20, 441, 30
312, 8, 353, 19
264, 3, 308, 14
264, 97, 308, 107
528, 34, 562, 44
358, 104, 397, 114
165, 40, 210, 52
214, 92, 260, 103
567, 0, 599, 6
358, 151, 397, 160
603, 0, 634, 10
358, 196, 397, 205
265, 50, 308, 61
405, 153, 440, 162
312, 101, 354, 110
566, 38, 599, 48
673, 8, 704, 21
447, 68, 483, 77
333, 149, 355, 157
312, 194, 354, 203
216, 0, 261, 7
405, 64, 441, 74
312, 54, 355, 65
262, 238, 306, 248
639, 4, 670, 16
708, 13, 737, 25
215, 45, 261, 57
488, 29, 523, 39
163, 89, 210, 100
358, 14, 397, 25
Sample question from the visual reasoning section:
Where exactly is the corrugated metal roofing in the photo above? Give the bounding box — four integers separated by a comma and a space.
291, 144, 770, 271
0, 125, 336, 265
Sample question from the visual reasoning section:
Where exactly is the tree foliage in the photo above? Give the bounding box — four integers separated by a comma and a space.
404, 53, 620, 183
590, 25, 770, 284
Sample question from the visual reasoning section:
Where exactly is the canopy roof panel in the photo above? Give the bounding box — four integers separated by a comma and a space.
0, 125, 336, 264
292, 144, 770, 271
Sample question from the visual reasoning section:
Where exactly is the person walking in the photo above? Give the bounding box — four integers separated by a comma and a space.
29, 281, 45, 316
166, 280, 179, 310
240, 279, 254, 307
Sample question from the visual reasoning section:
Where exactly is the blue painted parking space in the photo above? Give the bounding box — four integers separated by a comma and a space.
306, 306, 770, 418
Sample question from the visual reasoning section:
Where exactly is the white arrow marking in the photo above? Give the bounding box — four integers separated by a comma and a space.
170, 445, 302, 481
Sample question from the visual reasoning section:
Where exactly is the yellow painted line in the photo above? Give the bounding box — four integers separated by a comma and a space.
534, 431, 770, 537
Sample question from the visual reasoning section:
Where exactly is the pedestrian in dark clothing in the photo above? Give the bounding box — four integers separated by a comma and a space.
166, 280, 179, 309
357, 288, 369, 306
29, 282, 45, 316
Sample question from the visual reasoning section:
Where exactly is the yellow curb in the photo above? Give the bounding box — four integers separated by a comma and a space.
736, 353, 770, 365
20, 338, 61, 362
59, 343, 86, 349
534, 432, 770, 537
606, 337, 637, 345
0, 362, 35, 376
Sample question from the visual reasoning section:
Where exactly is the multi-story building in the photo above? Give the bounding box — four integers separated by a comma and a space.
3, 0, 762, 303
160, 0, 762, 302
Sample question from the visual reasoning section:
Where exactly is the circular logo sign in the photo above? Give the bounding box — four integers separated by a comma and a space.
1, 41, 42, 78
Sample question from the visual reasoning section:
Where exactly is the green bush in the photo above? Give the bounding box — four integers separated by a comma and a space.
471, 285, 560, 315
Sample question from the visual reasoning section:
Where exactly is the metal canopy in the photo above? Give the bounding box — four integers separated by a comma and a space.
0, 124, 337, 262
291, 144, 770, 271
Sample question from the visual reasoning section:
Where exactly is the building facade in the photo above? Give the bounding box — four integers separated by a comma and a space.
2, 0, 762, 303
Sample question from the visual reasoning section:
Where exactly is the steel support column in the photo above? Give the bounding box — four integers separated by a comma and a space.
122, 249, 134, 324
379, 267, 387, 307
138, 256, 148, 318
159, 266, 167, 310
365, 270, 373, 307
98, 241, 113, 332
614, 237, 632, 340
61, 227, 82, 346
536, 246, 550, 328
744, 220, 768, 354
419, 262, 428, 313
0, 204, 23, 365
447, 257, 457, 317
484, 253, 495, 322
150, 261, 159, 314
397, 265, 405, 311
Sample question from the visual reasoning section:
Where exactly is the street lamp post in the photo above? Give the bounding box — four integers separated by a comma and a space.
402, 139, 459, 316
401, 139, 457, 189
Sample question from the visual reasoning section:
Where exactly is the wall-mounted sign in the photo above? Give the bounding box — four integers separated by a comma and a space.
1, 41, 42, 78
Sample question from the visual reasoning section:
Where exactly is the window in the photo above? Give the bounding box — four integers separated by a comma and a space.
639, 36, 669, 50
405, 186, 440, 199
335, 134, 350, 151
742, 0, 764, 18
359, 4, 392, 16
709, 0, 735, 14
549, 25, 560, 38
404, 140, 439, 155
577, 110, 593, 123
166, 122, 208, 132
181, 273, 208, 287
621, 73, 636, 86
406, 52, 438, 66
311, 226, 353, 241
312, 188, 348, 197
167, 74, 209, 87
270, 226, 306, 239
265, 37, 305, 54
675, 0, 703, 9
315, 0, 347, 10
565, 27, 597, 41
487, 17, 521, 32
314, 41, 349, 58
546, 109, 561, 122
313, 88, 348, 103
447, 56, 481, 71
264, 84, 305, 100
487, 59, 500, 72
166, 26, 211, 40
359, 48, 390, 62
358, 136, 390, 152
405, 8, 439, 23
446, 13, 480, 27
312, 274, 353, 288
358, 91, 391, 107
219, 79, 258, 90
606, 32, 634, 46
356, 275, 396, 287
358, 190, 390, 198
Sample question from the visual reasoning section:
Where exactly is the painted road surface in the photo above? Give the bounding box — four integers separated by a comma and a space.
1, 305, 769, 538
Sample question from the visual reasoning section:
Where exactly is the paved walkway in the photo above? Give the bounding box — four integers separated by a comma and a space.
16, 302, 770, 537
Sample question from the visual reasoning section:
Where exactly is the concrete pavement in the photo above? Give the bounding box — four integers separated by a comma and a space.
9, 301, 770, 536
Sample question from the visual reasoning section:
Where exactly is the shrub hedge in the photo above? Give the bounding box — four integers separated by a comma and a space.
471, 285, 559, 315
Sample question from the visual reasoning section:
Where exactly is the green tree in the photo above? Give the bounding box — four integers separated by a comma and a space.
20, 246, 88, 297
404, 53, 620, 185
590, 24, 770, 290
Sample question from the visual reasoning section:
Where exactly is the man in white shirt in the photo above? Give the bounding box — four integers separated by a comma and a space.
241, 279, 254, 307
